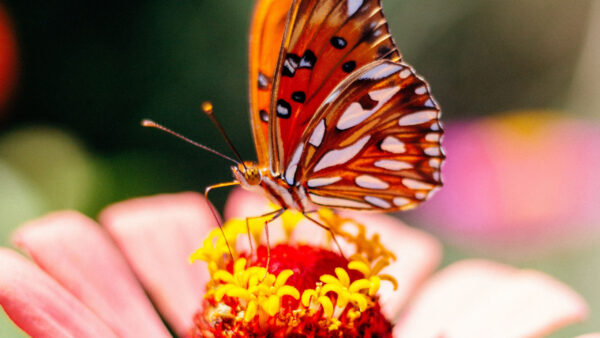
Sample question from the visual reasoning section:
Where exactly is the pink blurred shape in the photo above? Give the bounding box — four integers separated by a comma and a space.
0, 248, 118, 337
99, 192, 214, 336
13, 211, 170, 338
410, 113, 600, 253
0, 190, 590, 336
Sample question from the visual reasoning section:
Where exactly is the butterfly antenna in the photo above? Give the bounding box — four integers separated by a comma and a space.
141, 119, 239, 165
201, 101, 248, 170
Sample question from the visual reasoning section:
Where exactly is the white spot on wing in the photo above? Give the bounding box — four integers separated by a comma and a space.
365, 196, 391, 208
393, 197, 411, 207
374, 159, 413, 171
277, 103, 290, 117
416, 192, 427, 199
403, 178, 433, 190
324, 89, 340, 105
425, 133, 441, 142
309, 119, 326, 147
380, 136, 406, 154
398, 110, 438, 126
425, 147, 441, 156
258, 73, 269, 88
347, 0, 363, 16
399, 69, 411, 79
314, 135, 370, 172
337, 86, 400, 130
285, 144, 304, 185
359, 63, 402, 80
307, 176, 342, 188
355, 175, 389, 189
415, 86, 427, 95
309, 193, 371, 209
428, 187, 441, 198
429, 158, 442, 168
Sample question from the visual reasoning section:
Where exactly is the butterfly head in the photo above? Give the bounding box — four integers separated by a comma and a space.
232, 161, 262, 187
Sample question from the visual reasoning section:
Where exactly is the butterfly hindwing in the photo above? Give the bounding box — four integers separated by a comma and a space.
269, 0, 401, 175
289, 60, 444, 211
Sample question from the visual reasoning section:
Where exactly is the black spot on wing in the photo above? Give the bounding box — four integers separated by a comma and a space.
377, 45, 392, 58
342, 61, 356, 73
330, 36, 347, 49
259, 109, 269, 122
291, 91, 306, 103
276, 99, 291, 118
257, 72, 270, 90
299, 50, 316, 69
282, 53, 300, 77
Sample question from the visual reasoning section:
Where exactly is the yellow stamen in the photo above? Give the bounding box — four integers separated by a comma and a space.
368, 276, 381, 296
301, 289, 318, 307
318, 296, 334, 318
277, 285, 300, 299
335, 267, 350, 286
244, 300, 258, 322
348, 260, 371, 276
349, 279, 371, 294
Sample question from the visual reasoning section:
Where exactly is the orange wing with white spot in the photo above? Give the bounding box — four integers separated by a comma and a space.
290, 60, 444, 211
267, 0, 401, 175
249, 0, 294, 165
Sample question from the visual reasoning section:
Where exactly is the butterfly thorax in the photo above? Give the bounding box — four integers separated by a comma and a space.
232, 161, 310, 212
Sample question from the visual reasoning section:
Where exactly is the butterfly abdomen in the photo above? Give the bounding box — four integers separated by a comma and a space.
259, 173, 311, 212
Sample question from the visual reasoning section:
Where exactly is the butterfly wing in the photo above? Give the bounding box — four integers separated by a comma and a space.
268, 0, 401, 175
291, 60, 444, 211
249, 0, 294, 165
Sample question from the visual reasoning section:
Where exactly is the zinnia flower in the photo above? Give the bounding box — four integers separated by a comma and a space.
0, 189, 589, 337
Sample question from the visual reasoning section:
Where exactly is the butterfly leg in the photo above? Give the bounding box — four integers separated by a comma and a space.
302, 212, 346, 259
262, 209, 285, 276
204, 181, 240, 261
244, 209, 283, 260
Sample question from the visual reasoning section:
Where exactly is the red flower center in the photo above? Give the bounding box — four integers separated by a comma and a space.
188, 243, 392, 337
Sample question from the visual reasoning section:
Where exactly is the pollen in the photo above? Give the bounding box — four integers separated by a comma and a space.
188, 207, 396, 336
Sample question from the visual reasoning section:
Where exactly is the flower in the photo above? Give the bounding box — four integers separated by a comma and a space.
408, 112, 600, 255
0, 3, 17, 113
0, 189, 590, 337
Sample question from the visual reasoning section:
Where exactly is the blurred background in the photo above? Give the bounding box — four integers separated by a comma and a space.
0, 0, 598, 336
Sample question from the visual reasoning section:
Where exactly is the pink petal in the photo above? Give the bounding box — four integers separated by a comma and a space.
13, 211, 170, 338
224, 188, 329, 249
225, 187, 272, 220
226, 189, 442, 320
395, 260, 588, 338
340, 211, 441, 320
99, 192, 215, 336
0, 248, 117, 338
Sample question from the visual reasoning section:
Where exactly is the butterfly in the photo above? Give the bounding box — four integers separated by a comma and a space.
228, 0, 443, 218
146, 0, 444, 226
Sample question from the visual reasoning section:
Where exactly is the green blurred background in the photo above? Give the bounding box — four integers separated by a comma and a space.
0, 0, 599, 336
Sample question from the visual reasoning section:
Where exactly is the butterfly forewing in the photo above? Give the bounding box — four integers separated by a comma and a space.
268, 0, 401, 175
290, 60, 444, 211
249, 0, 294, 165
